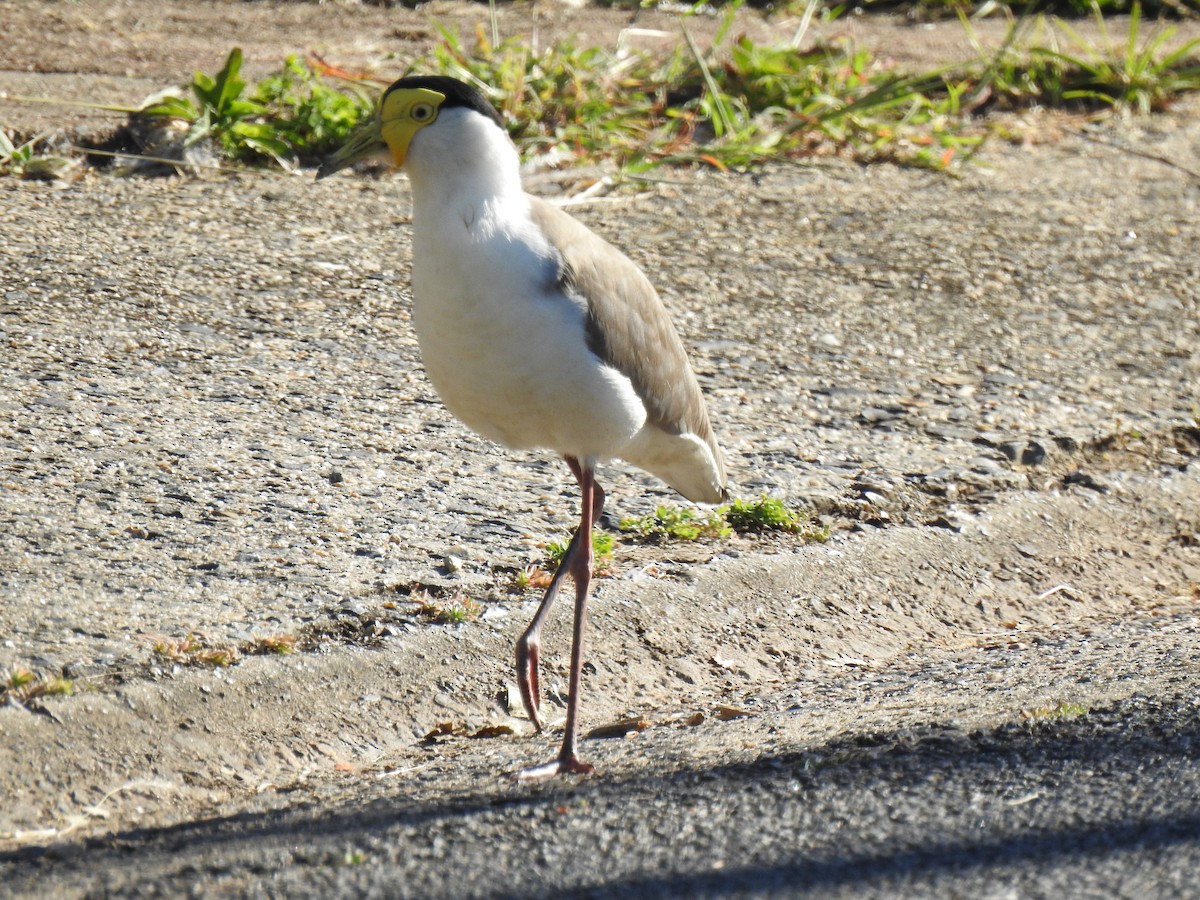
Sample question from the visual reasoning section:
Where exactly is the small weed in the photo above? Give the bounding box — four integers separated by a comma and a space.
722, 495, 831, 542
151, 634, 202, 660
2, 668, 75, 703
619, 505, 732, 542
544, 538, 570, 569
137, 48, 373, 167
0, 130, 71, 180
1037, 3, 1200, 114
32, 676, 74, 699
1021, 701, 1090, 723
513, 564, 553, 591
245, 634, 298, 656
151, 634, 240, 668
544, 531, 616, 575
139, 48, 289, 164
722, 495, 802, 533
249, 55, 376, 161
193, 647, 239, 667
415, 593, 483, 625
4, 668, 37, 692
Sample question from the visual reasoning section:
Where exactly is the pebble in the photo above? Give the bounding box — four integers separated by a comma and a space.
0, 142, 1195, 684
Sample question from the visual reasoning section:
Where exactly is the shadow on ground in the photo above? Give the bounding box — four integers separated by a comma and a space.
6, 691, 1197, 897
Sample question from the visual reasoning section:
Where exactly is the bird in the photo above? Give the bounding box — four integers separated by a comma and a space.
317, 75, 728, 779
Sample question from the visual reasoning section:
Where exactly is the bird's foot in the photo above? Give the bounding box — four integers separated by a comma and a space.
513, 753, 596, 782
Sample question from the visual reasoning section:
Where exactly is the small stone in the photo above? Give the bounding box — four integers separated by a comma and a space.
1063, 470, 1109, 493
1021, 442, 1047, 466
861, 407, 900, 425
998, 441, 1024, 462
929, 510, 974, 532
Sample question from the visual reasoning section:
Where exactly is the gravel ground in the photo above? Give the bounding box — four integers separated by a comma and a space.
1, 1, 1199, 895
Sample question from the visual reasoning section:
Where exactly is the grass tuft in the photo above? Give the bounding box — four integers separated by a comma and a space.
619, 504, 733, 542
545, 531, 616, 574
8, 4, 1200, 179
723, 495, 830, 541
414, 593, 483, 625
245, 634, 299, 656
133, 48, 375, 168
151, 634, 240, 668
1020, 701, 1090, 723
1037, 2, 1200, 115
2, 668, 75, 703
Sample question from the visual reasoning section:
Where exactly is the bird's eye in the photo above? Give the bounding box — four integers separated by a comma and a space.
411, 103, 435, 123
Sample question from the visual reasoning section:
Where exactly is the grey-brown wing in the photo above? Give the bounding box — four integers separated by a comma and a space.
528, 196, 725, 482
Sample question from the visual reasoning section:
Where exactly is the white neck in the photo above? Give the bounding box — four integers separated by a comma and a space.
404, 107, 527, 234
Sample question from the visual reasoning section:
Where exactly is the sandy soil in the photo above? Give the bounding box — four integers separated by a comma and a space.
0, 1, 1198, 890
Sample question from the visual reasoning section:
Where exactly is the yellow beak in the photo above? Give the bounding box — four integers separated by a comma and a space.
315, 112, 387, 180
316, 87, 443, 179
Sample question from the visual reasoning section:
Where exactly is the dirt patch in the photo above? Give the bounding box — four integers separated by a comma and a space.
1, 0, 1198, 865
6, 0, 1197, 143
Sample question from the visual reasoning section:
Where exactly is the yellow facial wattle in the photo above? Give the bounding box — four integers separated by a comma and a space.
379, 87, 446, 166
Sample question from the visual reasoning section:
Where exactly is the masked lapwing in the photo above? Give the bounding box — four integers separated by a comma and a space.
318, 75, 728, 779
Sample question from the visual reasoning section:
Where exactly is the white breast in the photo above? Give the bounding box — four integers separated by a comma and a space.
409, 193, 647, 460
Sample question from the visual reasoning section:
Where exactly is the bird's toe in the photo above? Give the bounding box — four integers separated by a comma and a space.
512, 754, 595, 782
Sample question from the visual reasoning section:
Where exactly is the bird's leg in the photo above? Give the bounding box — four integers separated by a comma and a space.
556, 460, 598, 775
515, 529, 578, 731
514, 455, 604, 733
516, 458, 604, 780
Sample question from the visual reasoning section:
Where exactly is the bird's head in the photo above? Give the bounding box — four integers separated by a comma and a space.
316, 76, 504, 180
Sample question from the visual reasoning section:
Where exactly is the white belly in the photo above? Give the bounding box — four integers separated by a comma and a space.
411, 226, 646, 460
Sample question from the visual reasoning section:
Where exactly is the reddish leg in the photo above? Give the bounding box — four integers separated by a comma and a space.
515, 530, 578, 731
515, 456, 604, 780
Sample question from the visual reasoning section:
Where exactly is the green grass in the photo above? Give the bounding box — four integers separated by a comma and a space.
135, 48, 375, 166
414, 593, 483, 625
406, 11, 980, 172
723, 495, 829, 540
1036, 3, 1200, 114
960, 2, 1200, 115
1020, 701, 1090, 722
618, 495, 827, 542
619, 504, 733, 541
5, 3, 1198, 178
151, 634, 240, 668
545, 530, 616, 571
2, 668, 75, 704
